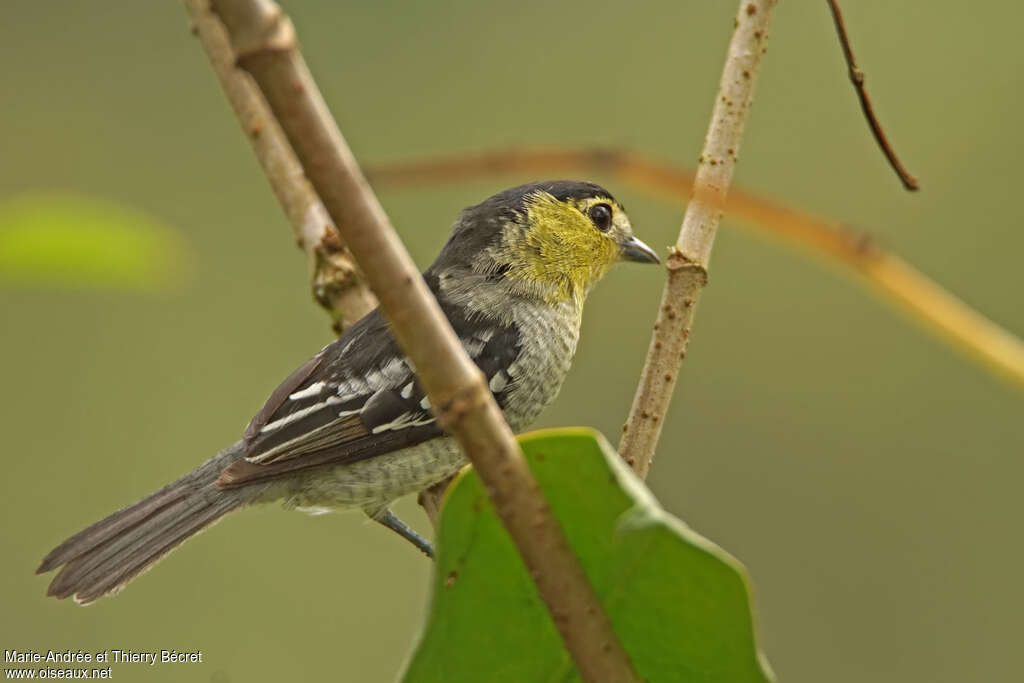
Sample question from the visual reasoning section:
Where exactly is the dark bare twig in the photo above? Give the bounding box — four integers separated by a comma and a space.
827, 0, 920, 191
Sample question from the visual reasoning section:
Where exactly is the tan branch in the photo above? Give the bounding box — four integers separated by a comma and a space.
205, 1, 639, 680
826, 0, 919, 191
368, 147, 1024, 389
619, 0, 779, 478
416, 476, 453, 527
183, 0, 376, 333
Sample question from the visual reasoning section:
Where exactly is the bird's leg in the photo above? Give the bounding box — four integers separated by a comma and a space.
366, 506, 434, 559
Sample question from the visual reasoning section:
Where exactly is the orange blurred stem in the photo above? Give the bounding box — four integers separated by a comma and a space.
367, 147, 1024, 390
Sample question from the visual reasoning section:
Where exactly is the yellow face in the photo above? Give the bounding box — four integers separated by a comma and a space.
499, 190, 655, 304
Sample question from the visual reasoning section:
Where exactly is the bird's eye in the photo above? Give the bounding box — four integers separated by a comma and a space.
588, 203, 613, 232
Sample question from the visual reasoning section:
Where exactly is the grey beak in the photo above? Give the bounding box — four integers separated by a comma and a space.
620, 236, 660, 264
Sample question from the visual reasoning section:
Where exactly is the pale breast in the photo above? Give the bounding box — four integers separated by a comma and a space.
500, 298, 583, 432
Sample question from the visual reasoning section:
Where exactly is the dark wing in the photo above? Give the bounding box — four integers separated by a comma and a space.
217, 300, 520, 488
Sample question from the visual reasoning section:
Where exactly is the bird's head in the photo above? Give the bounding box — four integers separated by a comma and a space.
431, 180, 659, 306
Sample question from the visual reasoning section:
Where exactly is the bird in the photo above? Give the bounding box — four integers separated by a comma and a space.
37, 180, 660, 604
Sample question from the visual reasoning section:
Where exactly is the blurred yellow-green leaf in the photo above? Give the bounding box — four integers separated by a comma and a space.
403, 428, 774, 683
0, 194, 191, 291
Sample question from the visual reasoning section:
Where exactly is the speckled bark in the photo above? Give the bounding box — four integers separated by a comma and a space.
620, 0, 780, 479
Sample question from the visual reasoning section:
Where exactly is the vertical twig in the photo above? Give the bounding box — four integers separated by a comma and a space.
827, 0, 919, 191
204, 1, 639, 680
619, 0, 779, 479
183, 0, 376, 332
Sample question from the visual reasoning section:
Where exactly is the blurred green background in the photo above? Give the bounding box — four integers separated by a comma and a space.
2, 1, 1021, 681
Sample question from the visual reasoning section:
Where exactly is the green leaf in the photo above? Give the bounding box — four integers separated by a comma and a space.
402, 428, 774, 683
0, 194, 191, 291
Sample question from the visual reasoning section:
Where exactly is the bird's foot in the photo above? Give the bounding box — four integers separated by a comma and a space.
367, 507, 434, 559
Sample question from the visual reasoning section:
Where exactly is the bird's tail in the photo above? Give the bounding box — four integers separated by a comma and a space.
37, 441, 261, 605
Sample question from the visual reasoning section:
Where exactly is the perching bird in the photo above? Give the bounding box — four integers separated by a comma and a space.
38, 180, 659, 604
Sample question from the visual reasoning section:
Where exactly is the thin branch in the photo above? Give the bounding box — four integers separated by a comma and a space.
827, 0, 919, 192
183, 0, 376, 332
204, 1, 639, 680
368, 147, 1024, 389
416, 477, 452, 526
619, 0, 779, 479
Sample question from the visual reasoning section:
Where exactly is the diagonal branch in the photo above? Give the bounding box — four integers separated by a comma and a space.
367, 147, 1024, 389
204, 1, 639, 680
183, 0, 376, 332
618, 0, 779, 479
827, 0, 919, 191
